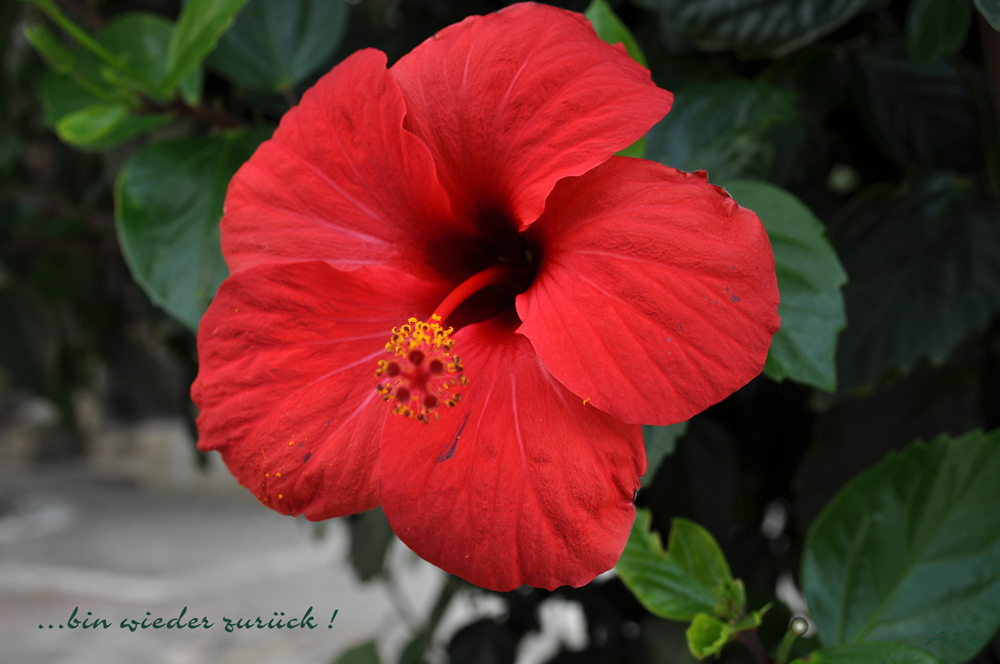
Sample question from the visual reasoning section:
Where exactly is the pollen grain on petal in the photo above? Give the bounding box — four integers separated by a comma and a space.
375, 316, 465, 424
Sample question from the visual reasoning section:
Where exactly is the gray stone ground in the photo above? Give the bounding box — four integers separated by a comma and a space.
0, 402, 451, 664
0, 400, 587, 664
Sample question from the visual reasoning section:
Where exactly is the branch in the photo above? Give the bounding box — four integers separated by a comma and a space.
381, 566, 422, 632
736, 629, 775, 664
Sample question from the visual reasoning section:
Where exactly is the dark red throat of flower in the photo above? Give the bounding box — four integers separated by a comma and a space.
375, 264, 516, 423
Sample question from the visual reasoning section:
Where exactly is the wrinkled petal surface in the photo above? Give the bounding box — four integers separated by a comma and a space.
390, 2, 672, 231
222, 49, 483, 283
193, 261, 448, 519
517, 158, 780, 426
380, 312, 645, 591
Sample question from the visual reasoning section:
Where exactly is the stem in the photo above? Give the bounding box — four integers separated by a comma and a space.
433, 264, 515, 322
736, 629, 775, 664
140, 97, 248, 130
382, 566, 421, 631
775, 618, 809, 664
27, 0, 124, 72
425, 574, 462, 633
397, 575, 462, 664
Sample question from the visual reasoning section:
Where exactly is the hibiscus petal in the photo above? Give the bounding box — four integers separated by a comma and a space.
380, 312, 645, 591
222, 49, 484, 283
517, 158, 780, 426
193, 261, 448, 519
390, 3, 673, 231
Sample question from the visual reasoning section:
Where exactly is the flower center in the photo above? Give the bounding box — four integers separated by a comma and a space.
375, 264, 516, 423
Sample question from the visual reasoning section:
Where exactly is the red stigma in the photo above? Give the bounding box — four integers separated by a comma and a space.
375, 316, 467, 423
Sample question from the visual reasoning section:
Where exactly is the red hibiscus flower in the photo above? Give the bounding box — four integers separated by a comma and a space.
192, 2, 779, 591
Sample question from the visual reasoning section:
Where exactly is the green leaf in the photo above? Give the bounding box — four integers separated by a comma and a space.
165, 0, 251, 92
115, 128, 271, 331
832, 175, 1000, 392
584, 0, 648, 67
348, 507, 395, 582
23, 23, 75, 74
861, 40, 983, 172
617, 510, 733, 621
584, 0, 648, 160
975, 0, 1000, 31
906, 0, 972, 64
801, 429, 1000, 663
686, 613, 731, 660
644, 79, 797, 182
616, 137, 645, 158
332, 641, 380, 664
721, 180, 847, 392
206, 0, 348, 93
56, 103, 127, 144
447, 620, 517, 664
632, 0, 883, 57
32, 12, 206, 150
94, 12, 202, 101
39, 72, 169, 151
789, 642, 942, 664
641, 421, 688, 487
731, 605, 768, 632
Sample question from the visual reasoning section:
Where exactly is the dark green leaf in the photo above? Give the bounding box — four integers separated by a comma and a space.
633, 0, 882, 57
722, 180, 847, 392
348, 507, 394, 582
833, 175, 1000, 392
861, 40, 983, 172
790, 642, 942, 664
585, 0, 648, 67
165, 0, 251, 91
801, 429, 1000, 663
686, 613, 731, 660
975, 0, 1000, 31
641, 421, 688, 487
906, 0, 972, 64
115, 128, 271, 331
332, 641, 381, 664
644, 80, 797, 182
617, 509, 732, 621
207, 0, 348, 93
447, 620, 516, 664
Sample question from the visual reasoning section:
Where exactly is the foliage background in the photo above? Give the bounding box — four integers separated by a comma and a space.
2, 0, 1000, 663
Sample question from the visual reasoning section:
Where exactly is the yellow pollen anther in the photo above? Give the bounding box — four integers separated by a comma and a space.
375, 316, 464, 424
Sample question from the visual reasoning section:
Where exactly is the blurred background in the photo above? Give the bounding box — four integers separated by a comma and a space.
2, 0, 1000, 662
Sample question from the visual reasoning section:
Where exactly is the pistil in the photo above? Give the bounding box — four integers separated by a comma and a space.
376, 263, 518, 423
